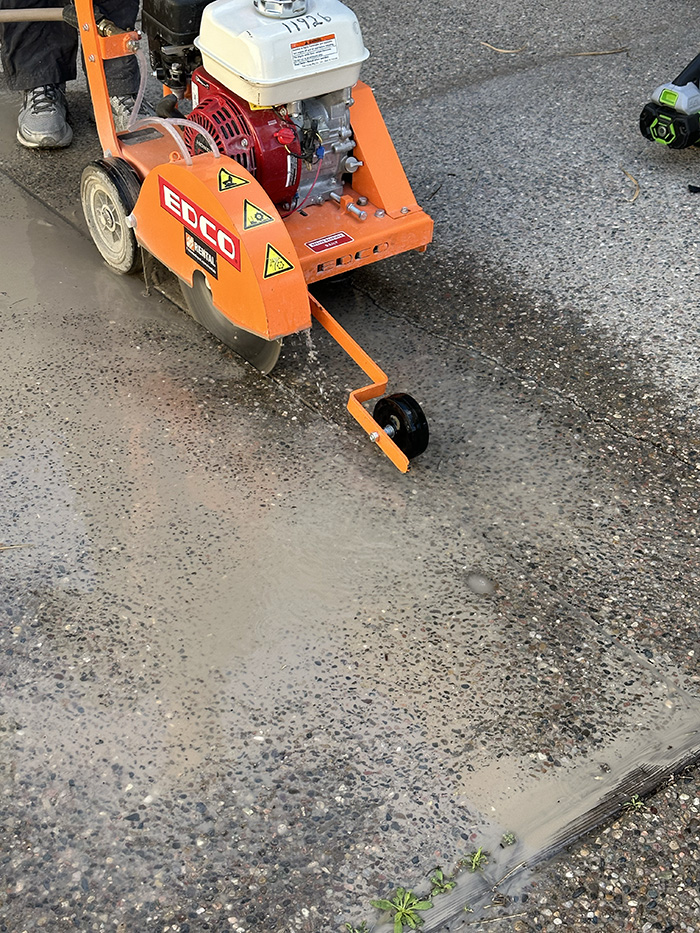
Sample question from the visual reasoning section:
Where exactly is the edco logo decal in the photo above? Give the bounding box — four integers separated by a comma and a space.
159, 177, 241, 270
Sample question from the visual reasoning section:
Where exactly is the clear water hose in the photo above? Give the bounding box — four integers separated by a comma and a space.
164, 118, 221, 159
128, 117, 221, 164
127, 47, 150, 131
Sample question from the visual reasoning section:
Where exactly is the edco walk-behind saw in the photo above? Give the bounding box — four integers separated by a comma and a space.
3, 0, 434, 471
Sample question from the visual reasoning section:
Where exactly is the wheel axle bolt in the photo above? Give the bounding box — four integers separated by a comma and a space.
369, 432, 379, 443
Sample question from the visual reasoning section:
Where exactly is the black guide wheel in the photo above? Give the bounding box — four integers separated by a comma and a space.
373, 393, 429, 460
81, 158, 142, 274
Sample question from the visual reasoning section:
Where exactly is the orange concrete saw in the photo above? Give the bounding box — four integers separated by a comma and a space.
9, 0, 434, 471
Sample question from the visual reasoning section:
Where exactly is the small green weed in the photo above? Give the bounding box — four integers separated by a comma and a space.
344, 923, 370, 933
429, 866, 456, 896
623, 794, 647, 812
459, 846, 488, 872
371, 887, 433, 932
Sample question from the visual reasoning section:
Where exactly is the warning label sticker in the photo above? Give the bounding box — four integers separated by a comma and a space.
243, 200, 274, 230
290, 34, 338, 70
305, 231, 354, 253
218, 168, 248, 191
264, 244, 294, 278
286, 153, 298, 190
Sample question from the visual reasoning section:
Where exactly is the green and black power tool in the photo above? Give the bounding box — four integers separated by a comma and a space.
640, 51, 700, 148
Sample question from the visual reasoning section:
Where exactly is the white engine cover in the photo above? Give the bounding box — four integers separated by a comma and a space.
194, 0, 369, 107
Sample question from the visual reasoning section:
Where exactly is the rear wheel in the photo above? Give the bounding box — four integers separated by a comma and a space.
81, 158, 141, 274
180, 271, 282, 375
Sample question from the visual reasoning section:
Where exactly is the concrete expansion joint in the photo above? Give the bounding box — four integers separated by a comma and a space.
588, 414, 698, 473
2, 166, 86, 239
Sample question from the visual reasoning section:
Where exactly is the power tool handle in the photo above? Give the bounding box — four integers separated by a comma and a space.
674, 51, 700, 88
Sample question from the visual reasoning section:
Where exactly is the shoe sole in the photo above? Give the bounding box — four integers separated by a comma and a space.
16, 124, 73, 149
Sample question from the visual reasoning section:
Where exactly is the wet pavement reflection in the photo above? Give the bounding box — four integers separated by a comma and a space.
2, 166, 700, 932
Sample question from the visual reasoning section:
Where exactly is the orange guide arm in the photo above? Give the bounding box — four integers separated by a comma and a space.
309, 295, 410, 473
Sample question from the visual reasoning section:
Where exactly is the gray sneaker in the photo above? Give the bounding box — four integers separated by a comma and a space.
110, 94, 155, 133
17, 84, 73, 149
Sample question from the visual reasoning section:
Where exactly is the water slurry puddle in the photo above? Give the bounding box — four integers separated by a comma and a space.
1, 167, 699, 931
281, 276, 700, 926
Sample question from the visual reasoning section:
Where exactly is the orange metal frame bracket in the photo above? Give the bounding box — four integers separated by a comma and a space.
76, 0, 139, 155
308, 294, 411, 473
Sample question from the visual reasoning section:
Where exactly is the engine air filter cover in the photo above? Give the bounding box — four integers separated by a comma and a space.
194, 0, 369, 106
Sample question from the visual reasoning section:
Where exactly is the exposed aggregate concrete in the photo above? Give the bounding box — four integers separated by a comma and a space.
3, 1, 700, 930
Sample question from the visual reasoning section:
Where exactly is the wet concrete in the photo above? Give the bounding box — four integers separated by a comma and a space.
2, 2, 700, 931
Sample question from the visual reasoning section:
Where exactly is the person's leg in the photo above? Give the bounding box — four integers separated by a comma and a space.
97, 0, 153, 130
0, 0, 77, 147
100, 0, 141, 98
0, 0, 78, 90
0, 0, 142, 93
1, 0, 146, 145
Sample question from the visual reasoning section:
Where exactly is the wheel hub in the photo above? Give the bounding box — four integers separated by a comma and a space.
372, 393, 429, 461
100, 204, 118, 232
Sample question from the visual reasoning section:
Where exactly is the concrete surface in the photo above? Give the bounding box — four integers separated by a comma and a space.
2, 1, 700, 931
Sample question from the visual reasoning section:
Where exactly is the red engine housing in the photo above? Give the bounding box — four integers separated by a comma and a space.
185, 68, 302, 207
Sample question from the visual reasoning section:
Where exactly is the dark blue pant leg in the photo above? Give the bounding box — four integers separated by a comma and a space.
0, 0, 78, 90
0, 0, 140, 95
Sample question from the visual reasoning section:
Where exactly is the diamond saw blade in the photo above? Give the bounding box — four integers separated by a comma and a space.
180, 274, 282, 375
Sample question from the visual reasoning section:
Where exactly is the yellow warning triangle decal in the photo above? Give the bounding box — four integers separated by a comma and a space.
243, 200, 274, 230
218, 168, 248, 191
264, 244, 294, 278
